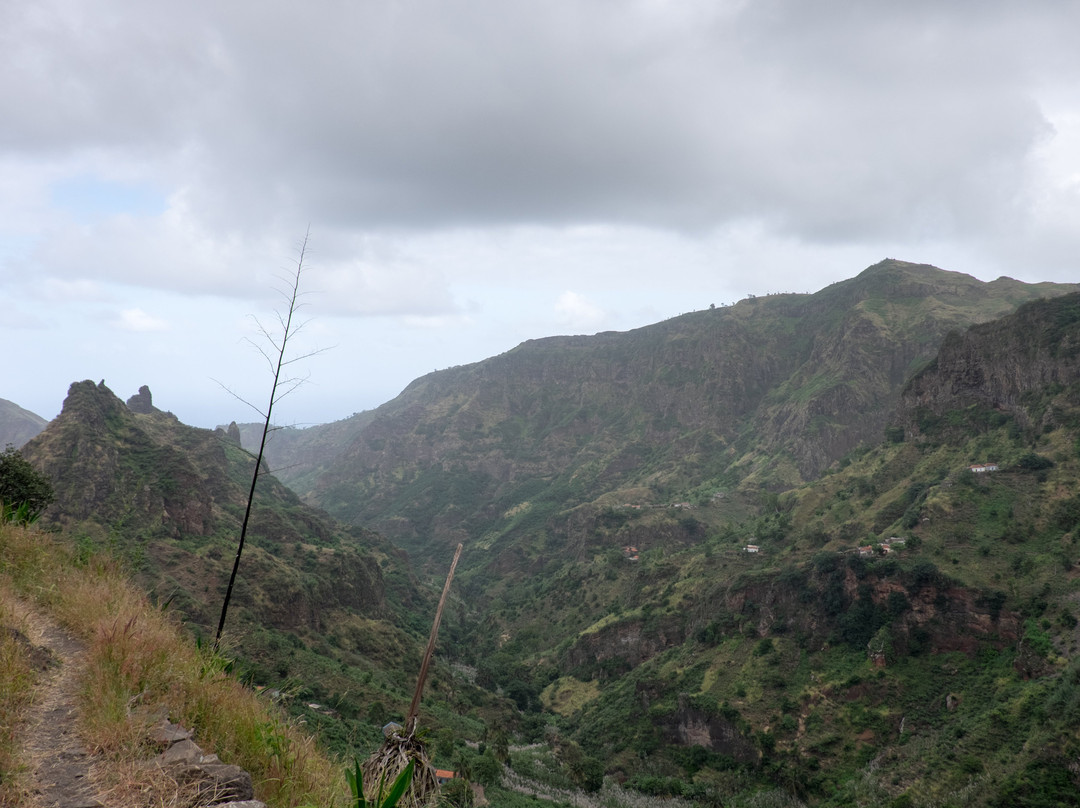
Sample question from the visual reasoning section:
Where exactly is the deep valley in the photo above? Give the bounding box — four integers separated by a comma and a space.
6, 259, 1080, 807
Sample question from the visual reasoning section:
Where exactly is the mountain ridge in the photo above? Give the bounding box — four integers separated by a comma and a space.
15, 260, 1080, 806
260, 261, 1079, 564
0, 397, 47, 449
19, 380, 418, 641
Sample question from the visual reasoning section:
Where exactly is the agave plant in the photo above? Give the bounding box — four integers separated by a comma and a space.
346, 758, 414, 808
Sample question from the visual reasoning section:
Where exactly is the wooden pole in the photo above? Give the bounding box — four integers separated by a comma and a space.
406, 542, 463, 734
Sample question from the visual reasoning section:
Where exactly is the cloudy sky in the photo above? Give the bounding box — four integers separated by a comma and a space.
3, 0, 1079, 429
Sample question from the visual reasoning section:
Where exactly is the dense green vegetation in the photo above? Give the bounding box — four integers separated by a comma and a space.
0, 446, 54, 523
15, 266, 1080, 805
428, 369, 1080, 805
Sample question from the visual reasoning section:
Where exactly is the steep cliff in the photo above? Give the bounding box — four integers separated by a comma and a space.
899, 293, 1080, 437
278, 261, 1078, 564
19, 381, 408, 638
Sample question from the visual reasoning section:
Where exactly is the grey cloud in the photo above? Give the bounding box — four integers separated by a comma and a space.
182, 1, 1074, 240
6, 0, 1080, 251
0, 3, 222, 152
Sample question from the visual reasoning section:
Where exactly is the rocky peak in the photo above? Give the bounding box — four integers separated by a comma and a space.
126, 385, 156, 414
59, 380, 129, 429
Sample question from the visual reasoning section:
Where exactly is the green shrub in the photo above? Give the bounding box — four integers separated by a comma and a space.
1014, 453, 1054, 472
0, 447, 54, 524
1023, 619, 1054, 659
884, 426, 905, 444
1051, 495, 1080, 533
754, 637, 775, 656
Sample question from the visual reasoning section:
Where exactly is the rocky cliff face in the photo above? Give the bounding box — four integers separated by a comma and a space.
898, 293, 1080, 436
23, 381, 215, 537
126, 384, 157, 415
752, 266, 1075, 478
564, 615, 687, 679
19, 380, 400, 635
662, 699, 759, 764
292, 261, 1079, 561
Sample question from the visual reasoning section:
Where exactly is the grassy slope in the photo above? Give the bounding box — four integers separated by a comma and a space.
0, 520, 341, 807
0, 586, 35, 804
283, 263, 1079, 574
449, 406, 1080, 806
435, 296, 1080, 806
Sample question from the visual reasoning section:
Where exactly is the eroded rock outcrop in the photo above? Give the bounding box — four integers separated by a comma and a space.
126, 385, 156, 415
150, 718, 262, 807
899, 293, 1080, 437
661, 696, 759, 764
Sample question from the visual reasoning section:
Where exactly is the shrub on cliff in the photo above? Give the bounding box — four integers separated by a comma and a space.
0, 446, 53, 524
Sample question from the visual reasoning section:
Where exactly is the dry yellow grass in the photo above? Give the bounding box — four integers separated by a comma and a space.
0, 521, 345, 808
0, 590, 37, 806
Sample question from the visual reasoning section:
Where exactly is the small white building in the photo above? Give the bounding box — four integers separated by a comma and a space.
744, 544, 760, 554
970, 462, 999, 473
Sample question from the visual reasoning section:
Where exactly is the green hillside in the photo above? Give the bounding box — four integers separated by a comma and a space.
275, 261, 1078, 572
16, 381, 520, 770
450, 291, 1080, 805
21, 381, 405, 634
16, 266, 1080, 806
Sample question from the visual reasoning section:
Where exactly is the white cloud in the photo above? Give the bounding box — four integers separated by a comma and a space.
39, 278, 110, 303
555, 291, 607, 333
114, 308, 169, 332
3, 0, 1080, 425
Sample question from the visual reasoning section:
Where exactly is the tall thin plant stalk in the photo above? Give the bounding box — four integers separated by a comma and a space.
214, 232, 322, 650
362, 543, 463, 808
406, 542, 463, 733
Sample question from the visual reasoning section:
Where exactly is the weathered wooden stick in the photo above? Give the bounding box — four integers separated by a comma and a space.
406, 542, 463, 733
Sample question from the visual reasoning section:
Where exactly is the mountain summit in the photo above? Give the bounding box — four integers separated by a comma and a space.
19, 380, 408, 638
269, 260, 1078, 559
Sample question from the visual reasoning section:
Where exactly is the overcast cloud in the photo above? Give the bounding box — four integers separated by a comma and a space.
2, 0, 1079, 427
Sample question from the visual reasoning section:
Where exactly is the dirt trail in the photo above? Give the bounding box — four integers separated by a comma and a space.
14, 604, 103, 808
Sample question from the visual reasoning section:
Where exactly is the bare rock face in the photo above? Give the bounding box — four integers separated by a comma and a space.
214, 421, 243, 446
563, 615, 686, 677
127, 385, 156, 414
899, 293, 1080, 437
176, 763, 254, 805
151, 719, 262, 807
661, 696, 758, 764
